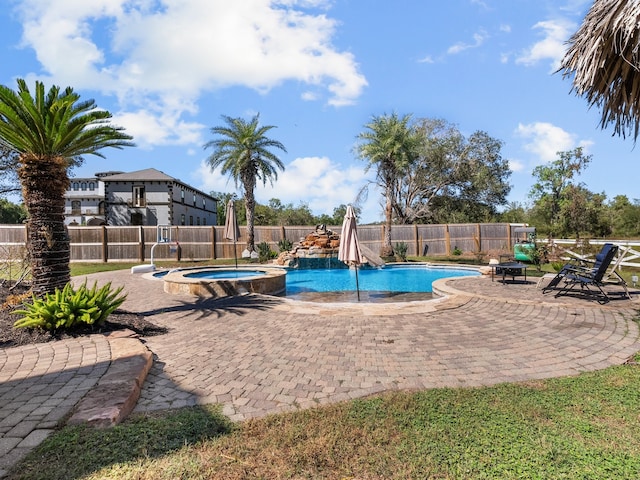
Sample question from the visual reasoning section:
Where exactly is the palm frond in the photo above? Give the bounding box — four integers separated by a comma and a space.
559, 0, 640, 140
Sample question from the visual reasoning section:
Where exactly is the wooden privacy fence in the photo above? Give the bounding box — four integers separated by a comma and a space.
0, 223, 525, 263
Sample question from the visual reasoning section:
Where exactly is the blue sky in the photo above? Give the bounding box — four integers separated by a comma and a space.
1, 0, 638, 223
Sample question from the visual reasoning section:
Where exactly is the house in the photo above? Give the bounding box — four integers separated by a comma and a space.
64, 168, 218, 226
65, 177, 107, 226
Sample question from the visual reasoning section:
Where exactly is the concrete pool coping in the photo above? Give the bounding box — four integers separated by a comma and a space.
160, 265, 287, 298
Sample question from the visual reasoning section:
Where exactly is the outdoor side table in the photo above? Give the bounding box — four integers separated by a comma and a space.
491, 261, 528, 283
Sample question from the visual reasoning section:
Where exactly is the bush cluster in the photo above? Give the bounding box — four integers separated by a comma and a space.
394, 241, 408, 261
13, 281, 127, 331
257, 241, 277, 262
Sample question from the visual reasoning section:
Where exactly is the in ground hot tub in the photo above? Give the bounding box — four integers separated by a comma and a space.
162, 266, 286, 298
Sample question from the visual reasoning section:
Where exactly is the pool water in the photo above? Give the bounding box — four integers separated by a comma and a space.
184, 269, 265, 280
285, 265, 479, 294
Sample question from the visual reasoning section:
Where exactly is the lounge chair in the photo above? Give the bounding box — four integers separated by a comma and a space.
542, 243, 614, 292
544, 243, 629, 302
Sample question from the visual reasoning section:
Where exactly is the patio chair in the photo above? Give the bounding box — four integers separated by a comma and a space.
542, 243, 615, 293
547, 243, 628, 302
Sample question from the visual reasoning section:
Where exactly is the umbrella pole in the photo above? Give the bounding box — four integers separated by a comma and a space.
355, 266, 360, 301
233, 240, 238, 269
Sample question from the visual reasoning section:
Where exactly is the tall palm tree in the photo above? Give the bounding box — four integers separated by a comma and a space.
0, 79, 134, 295
559, 1, 640, 140
204, 114, 286, 253
356, 112, 420, 256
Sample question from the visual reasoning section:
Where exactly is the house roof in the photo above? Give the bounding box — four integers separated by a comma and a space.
102, 168, 219, 201
99, 168, 175, 182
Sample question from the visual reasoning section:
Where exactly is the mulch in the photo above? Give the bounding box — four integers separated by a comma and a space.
0, 281, 167, 348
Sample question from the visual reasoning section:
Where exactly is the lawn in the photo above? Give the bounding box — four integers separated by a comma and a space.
8, 357, 640, 479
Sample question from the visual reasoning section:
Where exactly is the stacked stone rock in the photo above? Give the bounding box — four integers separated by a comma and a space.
275, 224, 341, 266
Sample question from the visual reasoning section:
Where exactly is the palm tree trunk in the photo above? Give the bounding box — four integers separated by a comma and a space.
18, 155, 70, 295
243, 176, 257, 252
382, 184, 394, 257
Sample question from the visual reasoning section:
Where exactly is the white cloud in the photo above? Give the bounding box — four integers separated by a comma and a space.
516, 19, 575, 71
447, 30, 489, 55
508, 159, 525, 173
14, 0, 366, 143
301, 91, 319, 101
514, 121, 593, 163
470, 0, 489, 9
114, 110, 204, 149
194, 156, 383, 222
417, 55, 434, 64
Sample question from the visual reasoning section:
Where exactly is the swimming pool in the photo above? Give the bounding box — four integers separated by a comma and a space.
184, 269, 264, 280
285, 264, 479, 295
154, 264, 481, 302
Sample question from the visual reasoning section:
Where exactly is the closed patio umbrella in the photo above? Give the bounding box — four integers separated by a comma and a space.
338, 205, 363, 301
224, 199, 240, 269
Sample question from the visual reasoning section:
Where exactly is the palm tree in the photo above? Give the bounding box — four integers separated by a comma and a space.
0, 79, 134, 295
204, 114, 286, 253
356, 112, 420, 256
559, 1, 640, 140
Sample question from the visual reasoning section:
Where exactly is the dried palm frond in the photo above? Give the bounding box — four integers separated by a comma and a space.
559, 0, 640, 140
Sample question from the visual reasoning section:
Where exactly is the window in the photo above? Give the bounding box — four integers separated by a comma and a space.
181, 190, 185, 203
131, 212, 144, 225
132, 186, 146, 207
71, 200, 81, 215
72, 182, 79, 191
193, 194, 196, 206
189, 215, 193, 225
89, 182, 95, 190
180, 214, 185, 225
203, 199, 206, 209
98, 201, 105, 215
202, 218, 207, 226
197, 217, 200, 225
81, 182, 87, 191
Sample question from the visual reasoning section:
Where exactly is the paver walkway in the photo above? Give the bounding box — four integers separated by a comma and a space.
1, 268, 639, 477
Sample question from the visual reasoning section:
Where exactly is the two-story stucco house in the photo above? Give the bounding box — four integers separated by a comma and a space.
65, 177, 107, 226
64, 168, 218, 226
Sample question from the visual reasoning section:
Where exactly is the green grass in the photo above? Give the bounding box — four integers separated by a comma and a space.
69, 259, 241, 277
8, 362, 640, 479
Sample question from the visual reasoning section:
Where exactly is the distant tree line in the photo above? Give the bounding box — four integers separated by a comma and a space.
213, 145, 640, 240
501, 147, 640, 239
213, 192, 354, 228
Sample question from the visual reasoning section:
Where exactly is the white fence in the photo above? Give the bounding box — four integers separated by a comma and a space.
546, 239, 640, 270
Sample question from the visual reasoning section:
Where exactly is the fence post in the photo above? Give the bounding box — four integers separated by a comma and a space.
445, 225, 451, 256
414, 224, 419, 257
174, 226, 181, 261
139, 226, 145, 262
211, 226, 216, 260
101, 225, 108, 262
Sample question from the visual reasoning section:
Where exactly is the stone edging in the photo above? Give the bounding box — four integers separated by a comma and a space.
68, 329, 153, 427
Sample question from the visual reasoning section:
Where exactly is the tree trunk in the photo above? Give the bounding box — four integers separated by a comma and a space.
243, 177, 257, 253
18, 155, 70, 296
381, 184, 394, 257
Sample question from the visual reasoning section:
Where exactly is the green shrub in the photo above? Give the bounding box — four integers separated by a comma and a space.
394, 242, 408, 261
452, 246, 462, 256
278, 238, 293, 253
257, 241, 275, 262
13, 281, 127, 332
